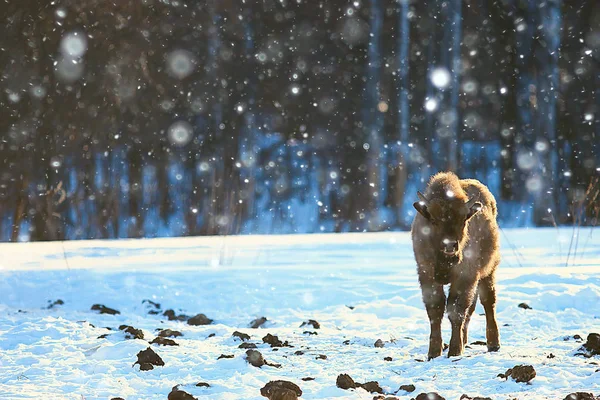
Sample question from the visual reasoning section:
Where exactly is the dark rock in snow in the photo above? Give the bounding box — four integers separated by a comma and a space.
250, 316, 268, 328
91, 304, 120, 315
300, 319, 320, 329
150, 336, 179, 346
110, 398, 125, 400
163, 309, 189, 321
303, 331, 318, 336
97, 333, 110, 339
157, 329, 183, 338
301, 377, 314, 381
398, 384, 416, 393
343, 340, 350, 345
374, 339, 385, 348
218, 354, 234, 360
294, 350, 304, 355
188, 313, 213, 326
207, 333, 216, 338
336, 374, 357, 390
471, 341, 487, 346
260, 380, 302, 400
47, 299, 64, 309
119, 325, 144, 340
239, 342, 257, 349
373, 396, 400, 400
414, 393, 446, 400
168, 386, 197, 400
574, 334, 583, 340
518, 302, 532, 309
460, 395, 493, 400
384, 356, 393, 361
232, 331, 251, 341
500, 365, 536, 383
196, 382, 210, 388
134, 347, 164, 370
562, 393, 598, 400
316, 354, 327, 360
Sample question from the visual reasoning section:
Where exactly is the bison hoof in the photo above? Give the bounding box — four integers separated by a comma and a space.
487, 344, 500, 352
427, 349, 443, 360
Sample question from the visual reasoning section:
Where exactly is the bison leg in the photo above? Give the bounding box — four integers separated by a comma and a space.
478, 275, 500, 352
462, 294, 478, 345
446, 278, 478, 357
420, 281, 446, 359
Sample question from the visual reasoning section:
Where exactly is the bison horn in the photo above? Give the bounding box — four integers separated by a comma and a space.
417, 191, 429, 205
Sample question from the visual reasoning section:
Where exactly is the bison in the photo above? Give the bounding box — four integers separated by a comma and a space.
411, 171, 500, 359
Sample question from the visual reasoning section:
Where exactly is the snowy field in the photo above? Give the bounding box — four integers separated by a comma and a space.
1, 228, 599, 400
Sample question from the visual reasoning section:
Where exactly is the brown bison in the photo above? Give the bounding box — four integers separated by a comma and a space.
411, 171, 500, 359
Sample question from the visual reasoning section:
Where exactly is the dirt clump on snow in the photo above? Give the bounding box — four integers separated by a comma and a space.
397, 384, 415, 393
168, 386, 197, 400
413, 393, 446, 400
581, 333, 600, 356
460, 395, 493, 400
360, 381, 383, 394
47, 299, 64, 309
217, 354, 234, 360
232, 331, 251, 341
134, 347, 164, 371
239, 342, 257, 349
142, 299, 161, 314
300, 319, 320, 329
196, 382, 210, 387
563, 393, 599, 400
150, 336, 178, 346
157, 328, 183, 338
91, 304, 120, 315
163, 309, 189, 321
335, 374, 383, 393
263, 333, 291, 347
245, 349, 281, 368
118, 325, 144, 340
250, 316, 268, 328
518, 302, 532, 309
188, 313, 213, 325
336, 374, 356, 390
499, 364, 536, 383
260, 380, 302, 400
374, 339, 385, 348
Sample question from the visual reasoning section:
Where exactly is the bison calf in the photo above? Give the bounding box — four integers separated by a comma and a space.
411, 171, 500, 359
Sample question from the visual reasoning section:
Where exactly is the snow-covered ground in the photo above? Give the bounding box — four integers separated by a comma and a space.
1, 228, 599, 399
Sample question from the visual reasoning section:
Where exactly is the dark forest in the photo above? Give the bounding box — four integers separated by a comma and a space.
1, 0, 599, 241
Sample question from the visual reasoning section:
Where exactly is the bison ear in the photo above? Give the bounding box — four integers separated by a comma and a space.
467, 202, 483, 219
413, 201, 431, 220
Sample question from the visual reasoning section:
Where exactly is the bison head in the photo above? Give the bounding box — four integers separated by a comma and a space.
413, 191, 482, 260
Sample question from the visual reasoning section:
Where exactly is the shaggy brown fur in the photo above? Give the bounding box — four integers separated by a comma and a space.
411, 171, 500, 359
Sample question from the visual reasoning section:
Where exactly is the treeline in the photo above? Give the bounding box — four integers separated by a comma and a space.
0, 0, 598, 241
